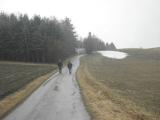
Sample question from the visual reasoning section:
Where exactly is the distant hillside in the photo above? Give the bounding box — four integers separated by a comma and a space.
120, 47, 160, 60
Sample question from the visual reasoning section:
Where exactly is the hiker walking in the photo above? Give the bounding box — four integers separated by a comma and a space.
67, 61, 72, 74
57, 59, 63, 73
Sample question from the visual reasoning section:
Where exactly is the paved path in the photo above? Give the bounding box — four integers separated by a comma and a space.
3, 55, 90, 120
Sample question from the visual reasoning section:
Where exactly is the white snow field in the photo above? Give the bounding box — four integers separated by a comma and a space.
98, 51, 128, 59
3, 55, 90, 120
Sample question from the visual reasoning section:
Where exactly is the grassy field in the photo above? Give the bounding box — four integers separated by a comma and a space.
77, 48, 160, 120
0, 61, 56, 99
0, 61, 57, 119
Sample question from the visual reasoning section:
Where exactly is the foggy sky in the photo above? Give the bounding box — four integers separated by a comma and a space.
1, 0, 160, 48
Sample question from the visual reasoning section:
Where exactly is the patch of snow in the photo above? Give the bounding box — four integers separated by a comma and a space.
98, 51, 128, 59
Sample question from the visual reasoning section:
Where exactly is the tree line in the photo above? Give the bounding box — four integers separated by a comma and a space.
0, 13, 117, 63
0, 12, 77, 63
82, 32, 116, 54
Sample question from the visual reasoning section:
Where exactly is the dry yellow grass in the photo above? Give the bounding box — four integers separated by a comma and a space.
0, 71, 55, 119
77, 62, 159, 120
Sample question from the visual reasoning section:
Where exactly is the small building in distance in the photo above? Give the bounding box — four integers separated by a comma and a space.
75, 48, 86, 54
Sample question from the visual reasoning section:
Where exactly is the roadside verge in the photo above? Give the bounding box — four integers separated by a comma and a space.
76, 55, 157, 120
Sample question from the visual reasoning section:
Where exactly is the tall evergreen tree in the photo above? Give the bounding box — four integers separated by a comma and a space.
83, 32, 106, 53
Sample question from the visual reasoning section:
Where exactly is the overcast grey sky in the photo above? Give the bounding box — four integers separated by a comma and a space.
1, 0, 160, 48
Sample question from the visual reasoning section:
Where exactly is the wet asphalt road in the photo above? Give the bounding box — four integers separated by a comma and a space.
3, 55, 90, 120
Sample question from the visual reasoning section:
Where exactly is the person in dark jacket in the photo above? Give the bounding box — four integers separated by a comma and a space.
67, 61, 72, 74
57, 59, 63, 73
